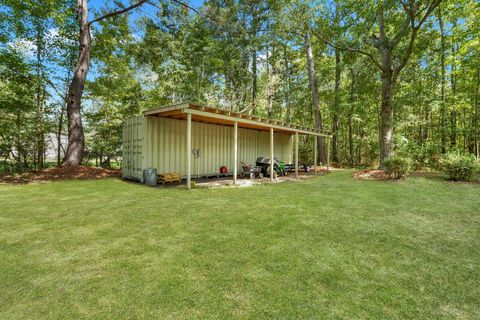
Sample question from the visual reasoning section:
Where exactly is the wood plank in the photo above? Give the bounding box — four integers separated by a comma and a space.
143, 102, 189, 116
145, 103, 331, 137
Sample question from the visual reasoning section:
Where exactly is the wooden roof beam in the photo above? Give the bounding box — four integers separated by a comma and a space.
183, 108, 331, 137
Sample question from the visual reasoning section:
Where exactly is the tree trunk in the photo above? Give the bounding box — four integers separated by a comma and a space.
35, 20, 45, 170
348, 68, 356, 166
63, 0, 90, 166
358, 126, 365, 165
379, 68, 395, 166
57, 68, 73, 165
251, 47, 257, 113
373, 0, 440, 166
450, 19, 458, 148
266, 45, 273, 118
332, 47, 341, 163
438, 12, 447, 153
422, 106, 430, 142
474, 67, 480, 158
304, 33, 326, 164
283, 43, 292, 122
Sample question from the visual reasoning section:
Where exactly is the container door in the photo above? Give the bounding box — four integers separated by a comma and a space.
122, 116, 144, 180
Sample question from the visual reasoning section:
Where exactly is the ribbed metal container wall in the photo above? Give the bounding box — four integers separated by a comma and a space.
122, 115, 293, 180
122, 116, 144, 181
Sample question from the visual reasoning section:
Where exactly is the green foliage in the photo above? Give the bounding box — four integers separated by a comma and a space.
384, 156, 412, 179
440, 153, 478, 181
84, 14, 145, 168
396, 140, 442, 170
0, 48, 37, 171
0, 0, 76, 171
1, 0, 480, 171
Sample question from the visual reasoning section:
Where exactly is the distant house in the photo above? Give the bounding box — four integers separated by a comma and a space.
7, 133, 67, 163
45, 133, 67, 161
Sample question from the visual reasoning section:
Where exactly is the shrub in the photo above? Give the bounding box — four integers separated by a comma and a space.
384, 156, 412, 179
440, 153, 477, 181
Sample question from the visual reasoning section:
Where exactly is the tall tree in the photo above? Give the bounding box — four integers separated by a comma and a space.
304, 32, 327, 164
438, 9, 447, 153
331, 1, 342, 163
63, 0, 148, 166
332, 44, 341, 163
318, 0, 442, 166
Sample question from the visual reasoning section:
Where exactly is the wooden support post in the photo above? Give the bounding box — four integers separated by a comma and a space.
270, 127, 274, 181
186, 113, 192, 189
313, 135, 317, 176
326, 137, 330, 172
295, 132, 299, 178
233, 121, 238, 185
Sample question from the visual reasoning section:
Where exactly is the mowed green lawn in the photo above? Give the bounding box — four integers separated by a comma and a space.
1, 171, 479, 319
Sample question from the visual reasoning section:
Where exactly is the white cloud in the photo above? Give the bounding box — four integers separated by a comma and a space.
8, 38, 36, 59
134, 64, 159, 87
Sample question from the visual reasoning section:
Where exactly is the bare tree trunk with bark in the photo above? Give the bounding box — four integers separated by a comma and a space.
379, 66, 395, 165
304, 32, 327, 164
62, 0, 90, 166
348, 67, 356, 166
332, 47, 341, 163
266, 45, 273, 118
474, 67, 480, 158
450, 23, 458, 148
62, 0, 148, 166
34, 19, 46, 170
251, 47, 257, 113
438, 11, 447, 153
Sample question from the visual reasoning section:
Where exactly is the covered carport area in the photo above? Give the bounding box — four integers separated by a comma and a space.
143, 102, 332, 189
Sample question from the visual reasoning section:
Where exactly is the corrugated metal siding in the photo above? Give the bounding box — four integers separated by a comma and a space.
122, 116, 144, 180
123, 116, 293, 179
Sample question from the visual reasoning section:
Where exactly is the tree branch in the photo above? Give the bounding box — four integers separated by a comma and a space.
88, 0, 148, 27
169, 0, 201, 15
416, 0, 443, 28
391, 12, 413, 46
393, 0, 443, 79
377, 0, 387, 42
45, 78, 65, 99
146, 0, 201, 16
311, 30, 385, 72
154, 0, 231, 26
393, 26, 417, 81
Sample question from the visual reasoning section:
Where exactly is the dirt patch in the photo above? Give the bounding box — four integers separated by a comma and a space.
195, 171, 327, 188
0, 166, 120, 184
353, 169, 390, 181
311, 166, 331, 174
